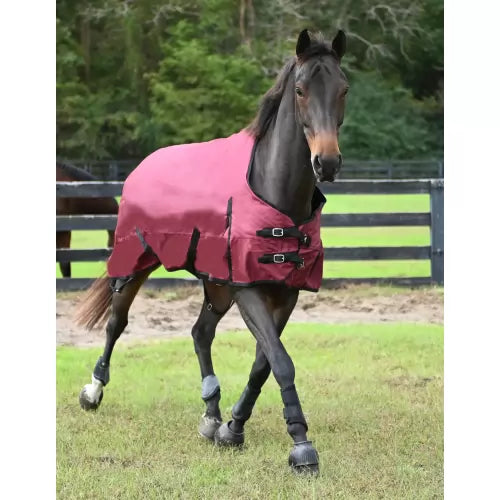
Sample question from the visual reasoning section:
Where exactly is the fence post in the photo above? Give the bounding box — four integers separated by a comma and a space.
387, 163, 393, 179
430, 179, 444, 285
438, 160, 444, 178
109, 161, 118, 181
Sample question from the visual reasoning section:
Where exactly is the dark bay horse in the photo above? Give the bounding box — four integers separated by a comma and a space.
75, 30, 348, 474
56, 162, 119, 277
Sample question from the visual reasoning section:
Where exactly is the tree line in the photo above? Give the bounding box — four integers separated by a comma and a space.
57, 0, 443, 161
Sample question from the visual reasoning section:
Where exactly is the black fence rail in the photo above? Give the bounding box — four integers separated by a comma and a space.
56, 179, 444, 291
58, 159, 444, 181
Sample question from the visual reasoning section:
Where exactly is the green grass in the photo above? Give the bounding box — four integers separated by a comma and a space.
324, 194, 430, 213
57, 194, 431, 279
57, 323, 443, 499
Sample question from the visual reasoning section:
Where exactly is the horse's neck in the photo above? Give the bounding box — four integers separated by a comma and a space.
250, 92, 316, 223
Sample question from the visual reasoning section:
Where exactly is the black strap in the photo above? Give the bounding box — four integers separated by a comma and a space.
258, 252, 304, 268
281, 385, 299, 404
135, 227, 154, 254
185, 228, 201, 274
256, 226, 310, 246
281, 386, 308, 430
203, 283, 234, 316
282, 405, 308, 430
93, 356, 110, 386
109, 275, 134, 293
283, 405, 306, 422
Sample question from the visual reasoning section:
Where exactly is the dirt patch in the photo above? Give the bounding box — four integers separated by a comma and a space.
56, 285, 443, 347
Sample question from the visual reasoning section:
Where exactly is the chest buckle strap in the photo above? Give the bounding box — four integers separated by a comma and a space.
258, 252, 305, 269
256, 226, 310, 246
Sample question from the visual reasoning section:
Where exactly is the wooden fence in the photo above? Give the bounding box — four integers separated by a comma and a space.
56, 179, 444, 291
58, 159, 444, 181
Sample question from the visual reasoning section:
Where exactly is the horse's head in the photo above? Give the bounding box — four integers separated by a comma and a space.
294, 29, 348, 182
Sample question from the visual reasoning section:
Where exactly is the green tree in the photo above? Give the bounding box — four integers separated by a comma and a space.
341, 72, 439, 159
56, 0, 443, 161
147, 22, 270, 147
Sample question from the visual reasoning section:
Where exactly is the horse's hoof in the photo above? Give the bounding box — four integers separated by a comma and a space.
79, 386, 103, 411
288, 441, 319, 475
213, 421, 244, 447
198, 413, 222, 441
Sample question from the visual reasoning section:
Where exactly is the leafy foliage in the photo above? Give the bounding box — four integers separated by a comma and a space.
147, 22, 270, 147
342, 72, 440, 159
56, 0, 443, 160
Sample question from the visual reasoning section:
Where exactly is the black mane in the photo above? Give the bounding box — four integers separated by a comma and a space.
246, 34, 336, 139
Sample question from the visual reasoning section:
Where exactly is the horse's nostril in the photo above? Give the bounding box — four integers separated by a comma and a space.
313, 155, 322, 169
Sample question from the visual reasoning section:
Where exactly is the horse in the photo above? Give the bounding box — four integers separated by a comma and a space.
75, 29, 348, 475
56, 162, 119, 277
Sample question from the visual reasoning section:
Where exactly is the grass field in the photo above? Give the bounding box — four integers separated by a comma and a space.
56, 194, 431, 279
57, 322, 443, 499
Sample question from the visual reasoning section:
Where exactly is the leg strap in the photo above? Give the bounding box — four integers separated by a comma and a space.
203, 283, 234, 316
201, 374, 220, 401
93, 356, 110, 386
232, 384, 261, 422
281, 385, 308, 430
109, 275, 134, 293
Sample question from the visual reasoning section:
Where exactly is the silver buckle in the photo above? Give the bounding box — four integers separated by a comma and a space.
273, 254, 285, 263
272, 228, 284, 237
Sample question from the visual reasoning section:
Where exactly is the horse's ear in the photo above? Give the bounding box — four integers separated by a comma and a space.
296, 29, 311, 57
332, 30, 346, 61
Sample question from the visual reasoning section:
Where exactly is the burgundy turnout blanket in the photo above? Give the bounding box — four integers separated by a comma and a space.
107, 130, 326, 291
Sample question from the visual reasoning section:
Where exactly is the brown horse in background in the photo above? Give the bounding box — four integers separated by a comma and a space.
56, 162, 119, 277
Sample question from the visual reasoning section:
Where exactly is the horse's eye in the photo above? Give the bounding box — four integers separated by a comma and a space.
295, 87, 304, 97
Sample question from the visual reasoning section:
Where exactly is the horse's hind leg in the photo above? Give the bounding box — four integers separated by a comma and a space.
192, 281, 234, 440
56, 231, 72, 278
79, 266, 156, 411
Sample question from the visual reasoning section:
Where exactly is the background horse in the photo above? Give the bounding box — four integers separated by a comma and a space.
56, 162, 119, 277
75, 29, 347, 475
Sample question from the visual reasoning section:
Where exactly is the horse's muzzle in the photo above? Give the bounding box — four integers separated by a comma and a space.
312, 154, 342, 182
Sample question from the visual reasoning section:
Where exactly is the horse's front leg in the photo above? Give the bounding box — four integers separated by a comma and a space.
217, 287, 298, 441
216, 286, 319, 474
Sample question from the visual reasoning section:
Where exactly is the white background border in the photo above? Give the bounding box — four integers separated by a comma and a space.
1, 1, 499, 497
445, 0, 500, 498
0, 1, 55, 497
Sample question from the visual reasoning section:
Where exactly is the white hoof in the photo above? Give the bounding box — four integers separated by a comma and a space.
79, 376, 104, 411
